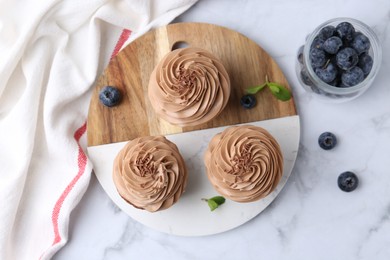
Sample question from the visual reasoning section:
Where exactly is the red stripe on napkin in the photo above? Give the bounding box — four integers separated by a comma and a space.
43, 28, 132, 257
51, 122, 88, 245
110, 28, 131, 60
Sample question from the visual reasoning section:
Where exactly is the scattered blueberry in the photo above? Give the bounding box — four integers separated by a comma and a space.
99, 86, 121, 107
338, 171, 359, 192
323, 36, 343, 54
341, 67, 365, 87
351, 32, 371, 54
318, 25, 336, 40
310, 48, 327, 69
336, 22, 355, 42
318, 132, 337, 150
336, 47, 358, 70
240, 94, 256, 109
315, 62, 337, 83
311, 36, 325, 50
358, 53, 373, 76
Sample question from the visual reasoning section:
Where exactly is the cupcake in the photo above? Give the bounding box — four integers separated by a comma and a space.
113, 136, 188, 212
204, 125, 283, 202
148, 47, 230, 127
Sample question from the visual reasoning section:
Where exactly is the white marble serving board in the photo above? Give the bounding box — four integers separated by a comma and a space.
87, 115, 300, 236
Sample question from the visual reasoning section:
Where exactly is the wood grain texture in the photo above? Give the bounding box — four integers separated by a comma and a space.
87, 23, 297, 147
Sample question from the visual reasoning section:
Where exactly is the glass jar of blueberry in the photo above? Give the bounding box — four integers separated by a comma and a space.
296, 17, 382, 102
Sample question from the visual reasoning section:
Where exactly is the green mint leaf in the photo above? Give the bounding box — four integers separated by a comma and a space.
209, 196, 226, 205
245, 75, 291, 102
268, 84, 280, 93
208, 200, 219, 211
267, 82, 292, 101
246, 83, 267, 94
202, 196, 226, 211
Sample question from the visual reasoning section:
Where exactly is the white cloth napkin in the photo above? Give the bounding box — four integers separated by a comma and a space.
0, 0, 197, 259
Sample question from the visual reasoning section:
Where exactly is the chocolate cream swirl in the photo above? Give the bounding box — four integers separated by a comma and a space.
148, 47, 230, 127
204, 125, 283, 202
113, 136, 188, 212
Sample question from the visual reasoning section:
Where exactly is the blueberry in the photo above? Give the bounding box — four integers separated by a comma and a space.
99, 86, 121, 107
338, 171, 359, 192
240, 94, 256, 109
351, 32, 371, 54
336, 47, 358, 70
329, 76, 341, 87
297, 45, 304, 64
310, 48, 327, 69
300, 69, 314, 86
315, 62, 337, 83
341, 67, 365, 87
336, 22, 355, 42
318, 132, 337, 150
358, 53, 373, 76
323, 36, 343, 54
318, 25, 336, 40
311, 36, 325, 50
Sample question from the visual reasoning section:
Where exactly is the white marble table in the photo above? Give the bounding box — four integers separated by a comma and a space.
54, 0, 390, 259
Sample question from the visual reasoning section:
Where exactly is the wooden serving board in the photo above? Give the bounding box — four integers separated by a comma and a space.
87, 22, 297, 147
87, 22, 300, 236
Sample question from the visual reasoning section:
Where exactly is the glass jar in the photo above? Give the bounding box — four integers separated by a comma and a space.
296, 17, 382, 102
